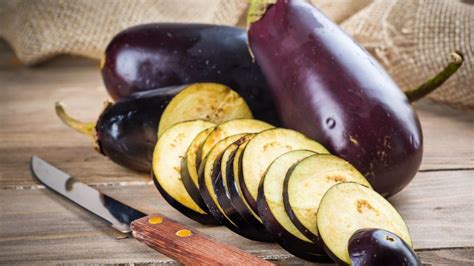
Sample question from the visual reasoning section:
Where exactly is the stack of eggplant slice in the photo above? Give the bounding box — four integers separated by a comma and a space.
150, 84, 419, 263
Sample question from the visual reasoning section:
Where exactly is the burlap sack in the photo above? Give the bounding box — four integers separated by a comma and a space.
0, 0, 472, 109
341, 0, 473, 109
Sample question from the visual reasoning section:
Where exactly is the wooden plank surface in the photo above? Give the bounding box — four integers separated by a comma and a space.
1, 170, 472, 264
0, 40, 473, 264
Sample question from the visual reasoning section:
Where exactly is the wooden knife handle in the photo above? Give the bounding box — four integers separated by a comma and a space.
131, 215, 274, 265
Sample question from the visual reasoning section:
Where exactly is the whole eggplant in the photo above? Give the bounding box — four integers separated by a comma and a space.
56, 86, 184, 172
247, 0, 422, 197
348, 229, 421, 266
102, 23, 279, 125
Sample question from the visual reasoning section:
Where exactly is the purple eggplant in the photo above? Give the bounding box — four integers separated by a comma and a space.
56, 86, 184, 172
102, 23, 279, 125
349, 229, 421, 266
247, 0, 463, 197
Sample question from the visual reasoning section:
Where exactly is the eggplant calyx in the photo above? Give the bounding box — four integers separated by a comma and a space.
99, 55, 106, 69
247, 0, 277, 27
405, 51, 464, 102
55, 102, 96, 138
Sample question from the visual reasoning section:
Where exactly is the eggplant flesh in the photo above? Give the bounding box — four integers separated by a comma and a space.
151, 120, 217, 224
316, 182, 412, 264
217, 139, 273, 242
226, 139, 263, 226
158, 83, 253, 137
102, 23, 279, 125
181, 127, 215, 210
257, 150, 330, 262
210, 135, 273, 242
283, 154, 370, 243
240, 128, 329, 213
248, 0, 423, 197
200, 119, 273, 162
216, 143, 242, 219
199, 134, 247, 225
199, 134, 271, 241
349, 228, 421, 266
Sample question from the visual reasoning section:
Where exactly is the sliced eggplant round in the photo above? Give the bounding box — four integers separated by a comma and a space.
157, 83, 253, 137
199, 119, 273, 162
199, 134, 246, 223
317, 182, 412, 264
216, 142, 243, 221
199, 134, 271, 241
216, 138, 274, 242
258, 150, 331, 262
181, 126, 215, 209
225, 136, 264, 227
283, 154, 371, 243
349, 228, 421, 266
241, 128, 329, 213
152, 120, 217, 224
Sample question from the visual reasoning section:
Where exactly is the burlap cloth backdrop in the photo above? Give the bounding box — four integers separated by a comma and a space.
0, 0, 472, 109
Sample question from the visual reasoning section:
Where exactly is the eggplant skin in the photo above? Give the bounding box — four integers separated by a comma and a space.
151, 172, 219, 225
96, 86, 184, 172
102, 23, 279, 125
349, 229, 421, 266
248, 0, 423, 197
257, 183, 331, 262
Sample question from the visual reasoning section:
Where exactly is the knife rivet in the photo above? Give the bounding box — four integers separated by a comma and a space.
148, 216, 163, 224
176, 229, 192, 237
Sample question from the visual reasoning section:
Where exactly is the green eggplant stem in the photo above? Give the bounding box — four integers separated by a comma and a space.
405, 51, 464, 102
55, 102, 96, 138
247, 0, 276, 27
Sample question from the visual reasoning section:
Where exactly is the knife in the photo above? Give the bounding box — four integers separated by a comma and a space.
31, 156, 273, 265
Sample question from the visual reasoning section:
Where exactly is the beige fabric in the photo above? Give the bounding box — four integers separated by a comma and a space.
0, 0, 247, 63
0, 0, 472, 109
341, 0, 474, 109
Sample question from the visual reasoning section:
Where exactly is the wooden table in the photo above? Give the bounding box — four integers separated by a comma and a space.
0, 40, 473, 265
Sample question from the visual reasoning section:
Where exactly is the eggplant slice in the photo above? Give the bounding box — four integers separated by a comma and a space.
199, 134, 271, 241
241, 128, 329, 213
226, 136, 264, 227
216, 137, 273, 241
317, 182, 412, 264
216, 142, 244, 222
152, 120, 217, 224
258, 150, 331, 262
181, 126, 215, 210
283, 154, 371, 243
157, 83, 253, 137
199, 119, 273, 162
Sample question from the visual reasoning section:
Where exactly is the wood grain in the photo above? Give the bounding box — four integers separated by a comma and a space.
1, 170, 473, 263
131, 215, 274, 265
0, 40, 473, 264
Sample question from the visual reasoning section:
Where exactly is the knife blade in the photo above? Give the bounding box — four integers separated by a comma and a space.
31, 156, 145, 233
30, 156, 274, 265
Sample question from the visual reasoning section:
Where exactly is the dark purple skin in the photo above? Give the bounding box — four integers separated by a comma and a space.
96, 85, 184, 172
349, 229, 421, 266
248, 0, 423, 197
198, 151, 272, 242
226, 148, 265, 228
257, 180, 331, 262
102, 23, 279, 125
213, 146, 273, 242
282, 162, 320, 244
151, 172, 218, 225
